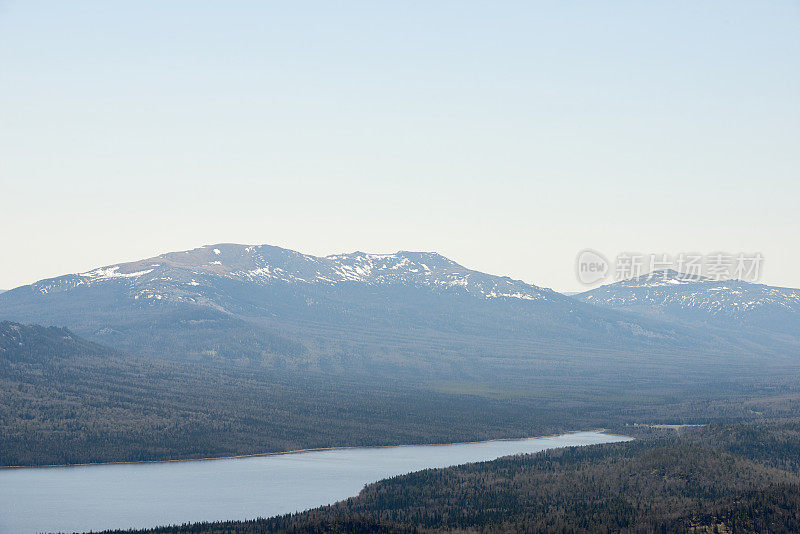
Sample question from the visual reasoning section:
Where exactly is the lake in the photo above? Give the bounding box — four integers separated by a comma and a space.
0, 431, 631, 534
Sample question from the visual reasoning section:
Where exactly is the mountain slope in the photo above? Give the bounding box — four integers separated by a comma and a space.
577, 270, 800, 343
2, 323, 596, 467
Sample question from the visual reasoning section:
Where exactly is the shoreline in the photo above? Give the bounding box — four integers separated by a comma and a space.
0, 429, 630, 470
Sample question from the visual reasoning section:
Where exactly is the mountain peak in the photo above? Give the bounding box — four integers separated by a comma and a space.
576, 268, 800, 338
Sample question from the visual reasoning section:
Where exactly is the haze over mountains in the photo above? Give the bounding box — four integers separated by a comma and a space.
0, 244, 797, 384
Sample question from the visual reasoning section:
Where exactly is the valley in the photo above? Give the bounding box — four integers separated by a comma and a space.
2, 245, 800, 533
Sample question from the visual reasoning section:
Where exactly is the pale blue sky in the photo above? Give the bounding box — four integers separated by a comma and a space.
1, 1, 798, 291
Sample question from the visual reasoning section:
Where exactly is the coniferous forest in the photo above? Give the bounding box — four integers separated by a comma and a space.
3, 321, 799, 468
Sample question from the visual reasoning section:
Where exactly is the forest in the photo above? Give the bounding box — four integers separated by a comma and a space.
3, 322, 799, 467
0, 323, 616, 466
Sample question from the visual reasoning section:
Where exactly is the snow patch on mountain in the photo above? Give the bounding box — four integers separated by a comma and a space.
615, 269, 709, 288
80, 267, 154, 280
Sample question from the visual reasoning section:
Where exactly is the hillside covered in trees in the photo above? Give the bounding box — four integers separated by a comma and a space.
3, 321, 799, 467
0, 322, 582, 466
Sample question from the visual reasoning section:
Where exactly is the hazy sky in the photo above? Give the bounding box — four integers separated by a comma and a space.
1, 1, 798, 292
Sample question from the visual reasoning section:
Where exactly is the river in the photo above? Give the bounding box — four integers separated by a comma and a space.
0, 431, 631, 533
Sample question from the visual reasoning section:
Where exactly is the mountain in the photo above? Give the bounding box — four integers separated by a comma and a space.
25, 244, 554, 305
0, 245, 787, 380
577, 270, 800, 343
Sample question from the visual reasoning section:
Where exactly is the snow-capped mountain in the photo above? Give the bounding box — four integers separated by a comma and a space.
0, 246, 788, 370
577, 269, 800, 341
28, 243, 554, 307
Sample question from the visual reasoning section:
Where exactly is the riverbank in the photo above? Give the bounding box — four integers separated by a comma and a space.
0, 428, 625, 470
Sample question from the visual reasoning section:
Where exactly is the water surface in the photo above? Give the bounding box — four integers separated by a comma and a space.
0, 431, 631, 534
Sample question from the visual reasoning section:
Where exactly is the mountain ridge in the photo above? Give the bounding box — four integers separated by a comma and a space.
577, 269, 800, 342
0, 246, 795, 377
23, 243, 554, 306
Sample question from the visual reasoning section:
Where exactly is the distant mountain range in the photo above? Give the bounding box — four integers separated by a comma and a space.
576, 269, 800, 343
0, 244, 797, 380
26, 244, 554, 304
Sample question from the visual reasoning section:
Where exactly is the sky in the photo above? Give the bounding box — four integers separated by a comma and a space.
1, 1, 798, 292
